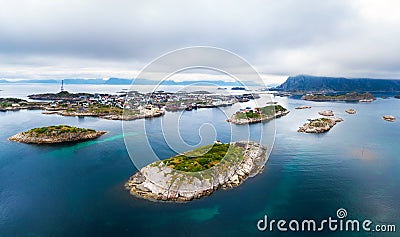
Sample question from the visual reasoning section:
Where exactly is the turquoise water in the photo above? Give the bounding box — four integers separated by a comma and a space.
0, 92, 399, 236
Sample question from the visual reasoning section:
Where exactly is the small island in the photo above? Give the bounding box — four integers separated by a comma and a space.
395, 94, 400, 99
125, 141, 267, 202
345, 108, 356, 114
9, 125, 107, 144
298, 117, 343, 133
383, 115, 396, 122
318, 110, 334, 116
227, 105, 289, 124
302, 92, 376, 102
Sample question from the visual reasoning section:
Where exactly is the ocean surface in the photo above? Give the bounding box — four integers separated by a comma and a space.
0, 84, 399, 236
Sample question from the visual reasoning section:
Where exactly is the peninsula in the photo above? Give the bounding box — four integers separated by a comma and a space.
9, 125, 106, 144
298, 117, 343, 133
125, 141, 267, 202
227, 104, 289, 124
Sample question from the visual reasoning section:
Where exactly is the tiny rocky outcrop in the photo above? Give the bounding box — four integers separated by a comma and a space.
9, 125, 106, 144
318, 110, 334, 116
125, 141, 267, 202
345, 108, 356, 114
383, 115, 396, 122
298, 117, 343, 133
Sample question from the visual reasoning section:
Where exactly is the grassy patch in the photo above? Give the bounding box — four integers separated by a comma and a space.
234, 105, 287, 120
23, 125, 96, 137
163, 143, 244, 172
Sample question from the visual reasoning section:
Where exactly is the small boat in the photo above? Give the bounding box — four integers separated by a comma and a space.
231, 87, 246, 90
359, 99, 374, 102
185, 105, 193, 111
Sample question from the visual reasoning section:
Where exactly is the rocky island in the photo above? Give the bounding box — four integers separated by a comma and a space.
298, 117, 343, 133
395, 94, 400, 99
318, 110, 335, 116
125, 141, 267, 202
9, 125, 106, 144
345, 108, 356, 114
227, 105, 289, 124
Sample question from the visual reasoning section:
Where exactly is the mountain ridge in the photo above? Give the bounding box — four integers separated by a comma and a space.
276, 75, 400, 92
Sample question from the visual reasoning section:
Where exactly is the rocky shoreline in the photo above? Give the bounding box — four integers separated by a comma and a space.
41, 109, 164, 120
125, 141, 267, 202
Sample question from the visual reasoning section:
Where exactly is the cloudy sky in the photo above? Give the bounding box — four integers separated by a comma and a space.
1, 0, 400, 84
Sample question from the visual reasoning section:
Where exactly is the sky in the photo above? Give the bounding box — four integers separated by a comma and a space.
1, 0, 400, 85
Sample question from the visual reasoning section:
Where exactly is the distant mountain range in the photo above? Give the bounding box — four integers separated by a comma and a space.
276, 75, 400, 92
0, 78, 260, 86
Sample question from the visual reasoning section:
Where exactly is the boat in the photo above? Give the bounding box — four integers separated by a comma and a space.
359, 99, 374, 102
231, 87, 246, 90
185, 105, 193, 111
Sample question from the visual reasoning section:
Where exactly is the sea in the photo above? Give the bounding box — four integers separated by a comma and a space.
0, 84, 399, 237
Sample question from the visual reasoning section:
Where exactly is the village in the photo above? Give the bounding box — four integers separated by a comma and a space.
1, 83, 258, 120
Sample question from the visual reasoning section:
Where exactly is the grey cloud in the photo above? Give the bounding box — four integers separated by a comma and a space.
0, 0, 400, 79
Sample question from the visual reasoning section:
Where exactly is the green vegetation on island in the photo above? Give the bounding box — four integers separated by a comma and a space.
28, 91, 93, 100
162, 143, 244, 172
228, 104, 289, 124
22, 125, 96, 136
9, 125, 106, 144
64, 103, 124, 115
298, 117, 343, 133
234, 105, 287, 120
302, 92, 376, 102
